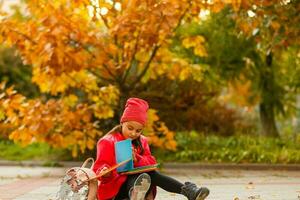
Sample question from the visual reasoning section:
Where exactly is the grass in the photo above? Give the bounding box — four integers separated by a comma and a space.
0, 140, 68, 161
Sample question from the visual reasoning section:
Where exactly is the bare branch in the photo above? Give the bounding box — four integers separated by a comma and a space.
102, 63, 117, 80
173, 2, 191, 33
121, 30, 141, 84
69, 38, 118, 81
126, 4, 189, 89
130, 44, 160, 89
8, 28, 37, 45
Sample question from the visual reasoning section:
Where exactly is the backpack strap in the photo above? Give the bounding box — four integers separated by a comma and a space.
81, 157, 95, 169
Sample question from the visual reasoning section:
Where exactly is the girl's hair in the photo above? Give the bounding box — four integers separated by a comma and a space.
107, 124, 145, 155
106, 124, 122, 135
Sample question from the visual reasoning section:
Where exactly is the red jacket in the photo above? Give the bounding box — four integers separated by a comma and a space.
93, 132, 157, 200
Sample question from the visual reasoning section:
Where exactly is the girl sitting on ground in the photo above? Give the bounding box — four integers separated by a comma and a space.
93, 97, 209, 200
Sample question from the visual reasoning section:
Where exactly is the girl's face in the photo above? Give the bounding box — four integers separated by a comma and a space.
121, 121, 144, 140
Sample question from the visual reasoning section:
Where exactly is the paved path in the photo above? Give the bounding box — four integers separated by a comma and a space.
0, 166, 300, 200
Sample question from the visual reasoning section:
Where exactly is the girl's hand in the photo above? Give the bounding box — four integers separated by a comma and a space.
132, 147, 138, 163
99, 167, 111, 178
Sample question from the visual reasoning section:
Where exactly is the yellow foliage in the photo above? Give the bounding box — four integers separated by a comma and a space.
73, 130, 84, 139
63, 95, 78, 107
271, 21, 281, 31
72, 145, 78, 158
194, 45, 208, 57
165, 140, 177, 151
135, 50, 149, 62
211, 0, 226, 13
87, 137, 95, 150
0, 0, 234, 156
50, 134, 64, 148
182, 36, 206, 48
145, 109, 177, 151
238, 21, 251, 35
0, 108, 5, 120
90, 85, 119, 119
179, 67, 190, 81
220, 77, 259, 110
182, 35, 207, 57
0, 83, 103, 156
147, 48, 206, 82
32, 69, 99, 95
231, 0, 242, 12
182, 38, 195, 49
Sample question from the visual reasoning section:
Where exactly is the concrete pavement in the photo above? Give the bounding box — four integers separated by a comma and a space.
0, 165, 300, 200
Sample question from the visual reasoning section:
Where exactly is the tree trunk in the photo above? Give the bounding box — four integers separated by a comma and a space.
259, 102, 279, 137
258, 51, 280, 137
118, 93, 129, 119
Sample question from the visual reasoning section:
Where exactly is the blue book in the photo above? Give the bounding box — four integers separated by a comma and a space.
115, 139, 134, 172
115, 139, 159, 174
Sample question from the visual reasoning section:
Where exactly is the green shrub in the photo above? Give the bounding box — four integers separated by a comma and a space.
2, 132, 300, 164
154, 131, 300, 164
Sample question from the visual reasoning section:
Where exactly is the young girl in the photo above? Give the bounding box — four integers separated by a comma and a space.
93, 98, 209, 200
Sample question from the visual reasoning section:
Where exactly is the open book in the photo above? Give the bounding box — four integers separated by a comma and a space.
115, 139, 159, 175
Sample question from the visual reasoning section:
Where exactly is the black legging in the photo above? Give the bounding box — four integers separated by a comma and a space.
114, 171, 184, 199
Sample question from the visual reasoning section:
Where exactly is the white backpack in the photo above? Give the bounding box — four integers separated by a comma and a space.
56, 158, 98, 200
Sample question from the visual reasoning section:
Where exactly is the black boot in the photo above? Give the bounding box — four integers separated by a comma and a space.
181, 182, 209, 200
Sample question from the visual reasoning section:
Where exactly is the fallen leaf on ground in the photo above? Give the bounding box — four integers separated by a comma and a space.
248, 195, 261, 199
246, 181, 255, 189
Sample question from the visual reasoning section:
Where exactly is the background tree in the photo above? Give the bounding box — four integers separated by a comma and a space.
173, 1, 300, 137
0, 0, 240, 156
235, 0, 300, 137
0, 46, 40, 139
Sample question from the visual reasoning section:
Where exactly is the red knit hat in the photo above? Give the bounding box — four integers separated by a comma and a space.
120, 98, 149, 126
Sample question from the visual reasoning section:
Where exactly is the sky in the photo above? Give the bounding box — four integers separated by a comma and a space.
1, 0, 20, 13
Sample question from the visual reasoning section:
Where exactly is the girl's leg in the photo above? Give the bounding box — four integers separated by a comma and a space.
147, 171, 183, 194
114, 181, 129, 200
115, 171, 209, 200
114, 173, 151, 200
145, 190, 154, 200
147, 171, 209, 200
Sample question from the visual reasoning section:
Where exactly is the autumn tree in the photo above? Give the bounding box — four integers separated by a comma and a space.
174, 1, 300, 137
0, 0, 242, 156
234, 0, 300, 137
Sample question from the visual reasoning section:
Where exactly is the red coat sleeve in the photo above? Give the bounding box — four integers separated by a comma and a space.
134, 136, 157, 167
93, 138, 118, 183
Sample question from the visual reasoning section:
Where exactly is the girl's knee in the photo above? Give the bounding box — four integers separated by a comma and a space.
147, 170, 159, 176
